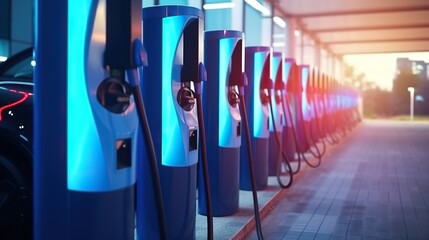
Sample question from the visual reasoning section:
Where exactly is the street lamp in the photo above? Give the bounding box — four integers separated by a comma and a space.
407, 87, 415, 121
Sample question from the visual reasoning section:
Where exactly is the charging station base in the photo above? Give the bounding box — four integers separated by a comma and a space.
69, 186, 134, 240
268, 133, 282, 176
199, 147, 240, 216
240, 138, 268, 191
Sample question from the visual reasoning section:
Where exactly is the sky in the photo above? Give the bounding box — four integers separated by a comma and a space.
344, 52, 429, 91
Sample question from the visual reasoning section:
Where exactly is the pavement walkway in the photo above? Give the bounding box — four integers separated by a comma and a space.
245, 120, 429, 240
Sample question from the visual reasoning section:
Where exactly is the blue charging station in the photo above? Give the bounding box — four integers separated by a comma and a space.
318, 73, 327, 127
333, 80, 340, 119
283, 58, 297, 162
240, 46, 271, 190
35, 0, 141, 239
140, 6, 203, 239
325, 75, 335, 137
326, 77, 335, 131
328, 78, 336, 117
295, 65, 311, 152
319, 73, 329, 138
199, 30, 243, 216
309, 69, 321, 142
268, 52, 284, 176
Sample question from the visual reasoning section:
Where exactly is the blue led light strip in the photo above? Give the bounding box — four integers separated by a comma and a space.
218, 38, 234, 147
269, 54, 281, 132
253, 52, 265, 138
162, 16, 187, 166
67, 0, 108, 191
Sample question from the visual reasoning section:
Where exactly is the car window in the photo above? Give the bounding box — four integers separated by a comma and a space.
1, 55, 34, 80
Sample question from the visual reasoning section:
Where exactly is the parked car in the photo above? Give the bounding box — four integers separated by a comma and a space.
0, 47, 33, 240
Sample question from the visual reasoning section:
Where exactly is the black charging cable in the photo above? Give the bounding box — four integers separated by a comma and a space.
267, 91, 294, 188
194, 63, 214, 240
301, 102, 324, 162
238, 74, 264, 240
296, 98, 323, 168
281, 94, 302, 175
128, 40, 168, 240
310, 96, 326, 157
300, 107, 323, 160
307, 86, 327, 158
331, 106, 344, 141
324, 96, 341, 145
316, 96, 332, 145
285, 93, 322, 169
330, 97, 347, 139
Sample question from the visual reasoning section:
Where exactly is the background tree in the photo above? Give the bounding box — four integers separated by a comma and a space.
363, 87, 392, 117
345, 64, 396, 118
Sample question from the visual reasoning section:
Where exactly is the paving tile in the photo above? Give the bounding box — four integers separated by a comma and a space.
330, 234, 347, 240
282, 231, 302, 240
298, 232, 317, 240
313, 233, 331, 240
346, 236, 362, 240
265, 230, 287, 240
317, 227, 334, 235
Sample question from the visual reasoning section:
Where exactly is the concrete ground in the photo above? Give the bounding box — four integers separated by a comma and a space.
196, 119, 429, 239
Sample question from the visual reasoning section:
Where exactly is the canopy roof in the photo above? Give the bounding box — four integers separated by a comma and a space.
272, 0, 429, 55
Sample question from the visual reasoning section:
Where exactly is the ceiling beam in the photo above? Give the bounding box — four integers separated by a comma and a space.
310, 23, 429, 33
332, 43, 429, 54
317, 27, 429, 37
325, 38, 429, 45
290, 5, 429, 18
271, 4, 342, 59
337, 48, 429, 55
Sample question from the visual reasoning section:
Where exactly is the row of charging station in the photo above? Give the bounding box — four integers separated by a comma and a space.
34, 2, 361, 239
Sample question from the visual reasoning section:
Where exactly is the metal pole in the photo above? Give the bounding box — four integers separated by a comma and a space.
411, 90, 414, 121
408, 87, 414, 121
